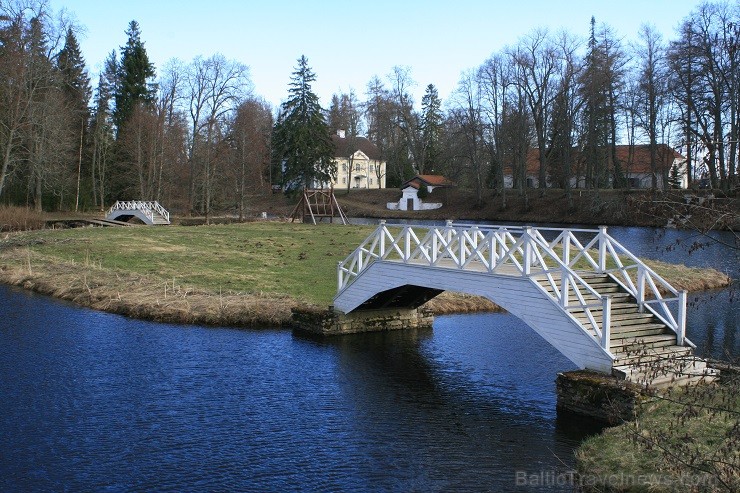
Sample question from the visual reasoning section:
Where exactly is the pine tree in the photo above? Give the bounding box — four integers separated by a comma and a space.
113, 20, 155, 132
579, 17, 611, 188
57, 27, 91, 211
420, 83, 443, 173
272, 55, 335, 190
57, 28, 91, 117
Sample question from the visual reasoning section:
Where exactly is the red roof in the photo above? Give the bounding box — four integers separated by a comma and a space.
402, 175, 456, 189
521, 145, 684, 175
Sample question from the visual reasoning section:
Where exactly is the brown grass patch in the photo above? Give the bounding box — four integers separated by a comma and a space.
0, 206, 45, 232
642, 258, 733, 292
0, 248, 299, 327
423, 292, 505, 314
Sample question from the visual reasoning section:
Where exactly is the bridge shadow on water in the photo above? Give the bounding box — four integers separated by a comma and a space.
293, 311, 607, 489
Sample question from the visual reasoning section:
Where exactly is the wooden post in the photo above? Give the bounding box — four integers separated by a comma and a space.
598, 226, 608, 273
601, 295, 612, 352
523, 227, 533, 276
458, 227, 465, 268
636, 265, 646, 312
432, 230, 438, 264
404, 227, 411, 261
599, 226, 607, 274
677, 290, 687, 346
562, 230, 571, 266
379, 220, 386, 257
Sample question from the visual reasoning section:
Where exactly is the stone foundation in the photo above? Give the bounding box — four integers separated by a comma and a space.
556, 370, 646, 424
291, 306, 434, 336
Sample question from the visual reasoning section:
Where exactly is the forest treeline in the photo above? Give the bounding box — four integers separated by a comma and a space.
0, 0, 737, 215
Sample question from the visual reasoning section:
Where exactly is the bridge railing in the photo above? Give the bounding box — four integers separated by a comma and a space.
337, 221, 688, 352
107, 201, 169, 223
550, 226, 688, 347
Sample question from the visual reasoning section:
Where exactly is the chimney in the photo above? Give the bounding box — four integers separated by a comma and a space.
337, 129, 346, 138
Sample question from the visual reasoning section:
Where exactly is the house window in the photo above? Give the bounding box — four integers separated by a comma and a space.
355, 163, 360, 172
342, 164, 347, 172
370, 164, 375, 173
370, 178, 374, 185
342, 177, 346, 184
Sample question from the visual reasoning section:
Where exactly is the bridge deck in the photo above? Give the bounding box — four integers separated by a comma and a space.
105, 201, 170, 225
334, 222, 715, 386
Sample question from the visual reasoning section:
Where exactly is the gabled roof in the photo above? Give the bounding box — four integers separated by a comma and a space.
521, 144, 685, 175
332, 134, 382, 161
401, 175, 456, 190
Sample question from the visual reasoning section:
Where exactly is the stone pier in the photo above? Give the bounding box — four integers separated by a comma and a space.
291, 306, 434, 336
556, 370, 646, 424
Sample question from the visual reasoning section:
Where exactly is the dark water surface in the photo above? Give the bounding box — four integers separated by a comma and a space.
1, 286, 597, 492
1, 224, 737, 492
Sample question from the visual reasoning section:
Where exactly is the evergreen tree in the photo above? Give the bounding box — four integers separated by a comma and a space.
579, 17, 611, 188
272, 55, 335, 190
89, 52, 117, 208
113, 20, 156, 132
57, 27, 91, 211
57, 27, 91, 118
420, 83, 443, 173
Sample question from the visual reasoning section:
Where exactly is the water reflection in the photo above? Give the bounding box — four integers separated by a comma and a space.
1, 286, 593, 492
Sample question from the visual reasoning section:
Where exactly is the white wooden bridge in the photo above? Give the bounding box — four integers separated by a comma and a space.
105, 201, 170, 225
335, 221, 717, 387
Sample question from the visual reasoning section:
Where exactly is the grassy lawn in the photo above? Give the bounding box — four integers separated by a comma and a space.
0, 221, 730, 327
4, 221, 731, 306
11, 222, 375, 306
576, 383, 739, 492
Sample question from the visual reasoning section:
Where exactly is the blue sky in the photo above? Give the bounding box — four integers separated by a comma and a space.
49, 0, 708, 109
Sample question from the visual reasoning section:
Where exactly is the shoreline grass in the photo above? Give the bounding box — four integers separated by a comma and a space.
575, 380, 740, 493
0, 222, 732, 327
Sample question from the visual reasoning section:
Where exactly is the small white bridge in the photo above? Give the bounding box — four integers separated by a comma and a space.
335, 221, 717, 387
105, 201, 170, 225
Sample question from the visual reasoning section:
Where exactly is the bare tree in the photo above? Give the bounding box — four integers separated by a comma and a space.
328, 90, 361, 192
451, 69, 486, 206
478, 53, 512, 209
185, 54, 251, 221
365, 76, 393, 187
229, 97, 272, 219
387, 66, 421, 178
548, 30, 583, 208
513, 28, 558, 195
634, 24, 669, 189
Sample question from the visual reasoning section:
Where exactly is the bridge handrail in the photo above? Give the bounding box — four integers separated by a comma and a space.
537, 226, 687, 345
336, 221, 688, 353
107, 200, 170, 223
594, 228, 687, 346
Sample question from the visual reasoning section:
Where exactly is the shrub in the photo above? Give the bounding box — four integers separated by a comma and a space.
0, 206, 45, 232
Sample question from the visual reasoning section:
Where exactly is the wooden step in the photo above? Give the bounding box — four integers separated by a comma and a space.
571, 304, 639, 315
613, 346, 693, 366
614, 357, 720, 388
609, 334, 678, 350
610, 325, 669, 339
573, 312, 654, 324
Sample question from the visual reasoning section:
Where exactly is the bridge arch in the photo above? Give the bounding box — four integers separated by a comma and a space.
105, 201, 170, 225
334, 222, 693, 377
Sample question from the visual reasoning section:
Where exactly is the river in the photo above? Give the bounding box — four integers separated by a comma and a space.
0, 224, 736, 492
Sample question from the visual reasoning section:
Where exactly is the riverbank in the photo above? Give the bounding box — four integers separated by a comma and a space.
238, 188, 739, 231
575, 371, 739, 493
0, 222, 732, 328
